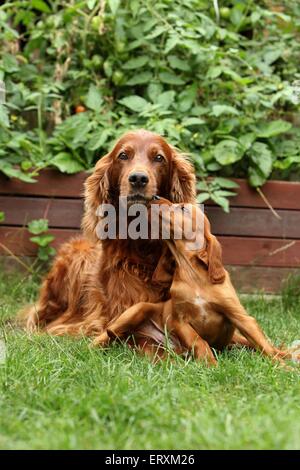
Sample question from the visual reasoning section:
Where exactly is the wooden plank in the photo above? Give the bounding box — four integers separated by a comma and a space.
1, 227, 300, 267
1, 169, 300, 210
204, 178, 300, 210
0, 256, 296, 293
0, 196, 83, 229
0, 170, 88, 198
206, 207, 300, 239
0, 227, 79, 256
2, 195, 300, 237
227, 266, 300, 293
219, 236, 300, 267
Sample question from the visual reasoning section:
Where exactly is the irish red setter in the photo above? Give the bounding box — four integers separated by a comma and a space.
23, 129, 195, 338
22, 129, 298, 365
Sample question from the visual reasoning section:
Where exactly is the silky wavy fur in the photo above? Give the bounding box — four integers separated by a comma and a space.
21, 130, 197, 337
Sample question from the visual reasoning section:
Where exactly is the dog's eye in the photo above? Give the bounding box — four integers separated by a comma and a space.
118, 152, 128, 160
153, 154, 164, 162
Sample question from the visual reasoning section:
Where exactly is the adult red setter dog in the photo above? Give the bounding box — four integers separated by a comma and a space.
23, 129, 298, 365
24, 129, 196, 339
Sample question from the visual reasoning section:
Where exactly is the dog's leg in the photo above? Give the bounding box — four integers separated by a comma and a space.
228, 330, 254, 348
219, 287, 289, 362
93, 302, 164, 346
168, 318, 217, 366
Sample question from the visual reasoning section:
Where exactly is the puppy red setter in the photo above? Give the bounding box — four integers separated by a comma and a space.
94, 198, 299, 366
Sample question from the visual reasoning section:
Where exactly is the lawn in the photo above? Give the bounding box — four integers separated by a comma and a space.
0, 267, 300, 450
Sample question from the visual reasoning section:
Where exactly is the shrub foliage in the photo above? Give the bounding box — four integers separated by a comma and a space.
0, 0, 300, 207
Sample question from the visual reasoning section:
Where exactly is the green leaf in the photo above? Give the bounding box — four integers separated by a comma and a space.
2, 54, 19, 73
123, 56, 148, 70
31, 0, 51, 13
147, 83, 163, 103
182, 117, 205, 127
168, 55, 190, 72
196, 181, 209, 191
158, 72, 185, 85
197, 192, 210, 204
239, 133, 256, 150
164, 35, 179, 53
87, 0, 97, 9
28, 219, 49, 235
0, 161, 36, 182
178, 84, 197, 112
248, 142, 273, 178
0, 211, 5, 223
214, 140, 244, 165
88, 129, 111, 151
146, 26, 165, 39
0, 106, 9, 127
157, 91, 175, 110
37, 245, 56, 261
263, 47, 283, 65
213, 189, 237, 197
30, 234, 55, 247
126, 72, 152, 85
211, 105, 239, 117
274, 156, 300, 170
118, 95, 149, 112
248, 166, 266, 188
108, 0, 120, 15
213, 177, 239, 189
210, 193, 229, 213
85, 84, 103, 111
256, 120, 292, 138
52, 152, 85, 174
206, 162, 221, 171
206, 66, 222, 79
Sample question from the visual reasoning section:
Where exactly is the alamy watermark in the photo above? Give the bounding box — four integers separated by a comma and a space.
95, 199, 205, 251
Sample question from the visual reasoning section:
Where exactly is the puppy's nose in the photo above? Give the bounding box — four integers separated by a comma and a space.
128, 172, 149, 188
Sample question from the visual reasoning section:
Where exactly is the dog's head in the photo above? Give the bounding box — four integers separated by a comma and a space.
150, 198, 226, 285
82, 129, 196, 240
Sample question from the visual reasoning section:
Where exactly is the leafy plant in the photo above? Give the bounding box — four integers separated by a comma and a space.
27, 218, 56, 261
0, 0, 300, 209
0, 211, 4, 222
197, 177, 239, 212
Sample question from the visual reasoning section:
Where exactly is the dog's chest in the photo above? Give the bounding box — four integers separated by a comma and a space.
177, 293, 209, 324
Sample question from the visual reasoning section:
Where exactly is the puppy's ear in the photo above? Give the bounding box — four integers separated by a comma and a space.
152, 246, 174, 285
82, 154, 112, 241
198, 216, 226, 284
169, 148, 196, 203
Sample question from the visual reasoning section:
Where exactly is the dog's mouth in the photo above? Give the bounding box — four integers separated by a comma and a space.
126, 194, 151, 205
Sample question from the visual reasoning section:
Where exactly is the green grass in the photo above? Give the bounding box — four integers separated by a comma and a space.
0, 267, 300, 450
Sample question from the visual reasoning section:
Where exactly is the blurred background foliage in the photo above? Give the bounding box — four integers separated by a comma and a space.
0, 0, 300, 209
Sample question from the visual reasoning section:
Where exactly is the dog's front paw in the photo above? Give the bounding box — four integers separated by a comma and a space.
93, 331, 110, 348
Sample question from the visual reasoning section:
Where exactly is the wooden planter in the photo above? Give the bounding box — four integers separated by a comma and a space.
1, 170, 300, 292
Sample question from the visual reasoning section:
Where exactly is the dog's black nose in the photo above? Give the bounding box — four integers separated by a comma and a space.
128, 172, 149, 188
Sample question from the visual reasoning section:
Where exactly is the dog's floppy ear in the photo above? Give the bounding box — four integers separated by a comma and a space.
82, 154, 112, 241
198, 216, 226, 284
152, 246, 175, 285
169, 148, 196, 203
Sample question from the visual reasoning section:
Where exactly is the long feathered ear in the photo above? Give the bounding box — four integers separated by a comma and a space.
169, 148, 196, 203
198, 216, 226, 284
82, 154, 112, 241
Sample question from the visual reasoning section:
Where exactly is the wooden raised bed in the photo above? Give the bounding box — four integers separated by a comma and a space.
1, 170, 300, 292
